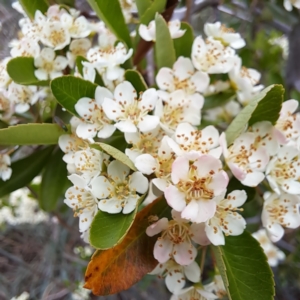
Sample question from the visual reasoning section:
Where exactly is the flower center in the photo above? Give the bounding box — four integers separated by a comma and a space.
162, 221, 190, 244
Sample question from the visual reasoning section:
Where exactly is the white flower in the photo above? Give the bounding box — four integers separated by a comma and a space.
146, 211, 198, 265
220, 132, 269, 187
92, 160, 148, 214
262, 191, 300, 242
10, 291, 30, 300
165, 155, 229, 223
266, 145, 300, 194
200, 190, 247, 245
167, 122, 221, 160
204, 275, 227, 299
102, 81, 159, 133
204, 22, 246, 49
135, 136, 175, 192
61, 13, 91, 38
139, 19, 185, 42
170, 286, 218, 300
252, 229, 286, 267
10, 37, 40, 58
0, 58, 11, 89
119, 0, 136, 23
75, 86, 116, 140
34, 48, 68, 80
67, 38, 92, 68
192, 36, 236, 74
65, 174, 99, 232
156, 56, 209, 94
0, 154, 12, 181
97, 22, 117, 50
150, 260, 201, 293
284, 0, 300, 11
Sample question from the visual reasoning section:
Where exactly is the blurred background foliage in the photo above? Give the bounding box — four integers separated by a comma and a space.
1, 0, 300, 299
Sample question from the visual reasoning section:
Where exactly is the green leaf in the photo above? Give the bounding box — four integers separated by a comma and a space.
7, 57, 49, 86
136, 0, 152, 17
226, 177, 256, 203
139, 0, 167, 24
86, 0, 132, 48
90, 194, 146, 249
75, 56, 105, 86
225, 84, 284, 145
51, 75, 98, 115
99, 130, 128, 152
0, 147, 54, 198
173, 22, 194, 58
124, 70, 148, 94
52, 0, 75, 6
40, 148, 68, 211
203, 90, 236, 110
155, 14, 176, 69
212, 231, 275, 300
19, 0, 48, 19
0, 124, 68, 146
91, 142, 137, 171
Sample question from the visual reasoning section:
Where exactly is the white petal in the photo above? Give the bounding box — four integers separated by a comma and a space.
115, 120, 137, 132
98, 198, 123, 213
165, 185, 186, 211
184, 261, 201, 282
138, 115, 160, 132
165, 271, 185, 293
91, 176, 112, 199
129, 171, 148, 194
108, 160, 130, 182
135, 154, 157, 175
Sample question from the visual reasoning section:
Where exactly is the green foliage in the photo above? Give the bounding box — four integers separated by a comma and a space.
19, 0, 48, 19
0, 147, 54, 198
173, 22, 194, 58
51, 75, 98, 115
39, 149, 68, 212
90, 194, 146, 249
0, 124, 68, 145
203, 90, 236, 110
7, 57, 49, 86
124, 70, 148, 94
139, 0, 167, 24
135, 0, 152, 17
226, 84, 284, 145
86, 0, 132, 48
155, 14, 176, 69
212, 231, 275, 300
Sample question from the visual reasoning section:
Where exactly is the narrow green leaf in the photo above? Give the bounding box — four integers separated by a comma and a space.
203, 90, 236, 110
139, 0, 167, 24
51, 75, 98, 115
19, 0, 48, 19
90, 194, 146, 249
212, 231, 275, 300
0, 124, 68, 145
173, 22, 194, 58
124, 70, 148, 94
155, 14, 176, 69
91, 142, 137, 171
225, 84, 284, 145
39, 148, 68, 211
0, 147, 54, 198
7, 57, 49, 86
136, 0, 152, 17
86, 0, 132, 48
52, 0, 75, 6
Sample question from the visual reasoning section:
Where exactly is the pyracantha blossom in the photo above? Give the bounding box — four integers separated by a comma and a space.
204, 22, 246, 49
0, 154, 12, 181
75, 86, 116, 140
166, 122, 221, 160
283, 0, 300, 11
67, 38, 92, 68
252, 229, 286, 267
192, 36, 236, 74
10, 37, 40, 58
204, 80, 230, 96
60, 13, 91, 38
102, 81, 159, 133
64, 174, 98, 232
170, 285, 218, 300
139, 19, 186, 42
0, 58, 11, 89
198, 190, 247, 245
150, 260, 201, 293
96, 22, 117, 50
220, 132, 269, 187
135, 136, 175, 192
34, 47, 68, 80
125, 126, 165, 162
229, 57, 263, 105
165, 155, 228, 223
119, 0, 136, 23
92, 160, 148, 214
204, 275, 227, 299
266, 145, 300, 194
156, 57, 209, 94
146, 211, 198, 265
262, 191, 300, 242
155, 90, 202, 135
275, 99, 300, 142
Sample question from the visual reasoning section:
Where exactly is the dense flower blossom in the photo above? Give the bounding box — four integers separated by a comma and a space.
262, 192, 300, 242
92, 160, 148, 214
165, 155, 228, 222
10, 37, 40, 58
67, 38, 92, 68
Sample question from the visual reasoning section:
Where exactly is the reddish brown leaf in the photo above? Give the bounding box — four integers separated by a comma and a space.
84, 197, 171, 295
